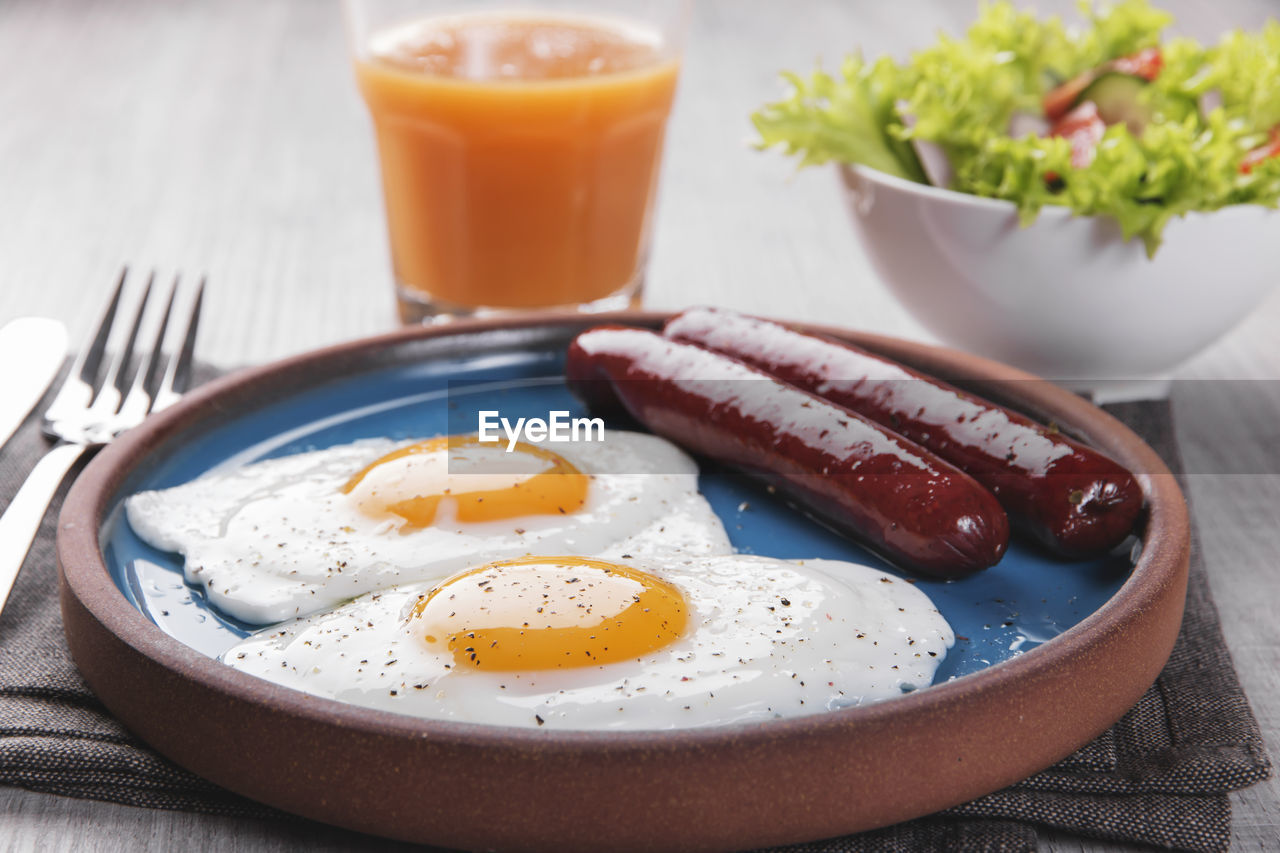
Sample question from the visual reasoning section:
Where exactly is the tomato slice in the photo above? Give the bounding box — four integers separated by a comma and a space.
1050, 101, 1107, 169
1110, 47, 1163, 82
1043, 48, 1162, 121
1241, 127, 1280, 175
1044, 73, 1095, 122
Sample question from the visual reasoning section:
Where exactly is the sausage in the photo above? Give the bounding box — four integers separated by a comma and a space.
566, 325, 1009, 578
664, 307, 1143, 559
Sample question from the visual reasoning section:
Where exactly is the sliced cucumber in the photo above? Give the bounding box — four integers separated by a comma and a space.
1077, 72, 1153, 135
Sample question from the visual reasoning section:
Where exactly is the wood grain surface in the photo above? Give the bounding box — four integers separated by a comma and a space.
1, 0, 1277, 850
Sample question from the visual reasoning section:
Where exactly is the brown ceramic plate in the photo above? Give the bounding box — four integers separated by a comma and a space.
57, 313, 1189, 852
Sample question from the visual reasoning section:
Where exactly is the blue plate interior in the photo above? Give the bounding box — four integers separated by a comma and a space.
101, 345, 1133, 683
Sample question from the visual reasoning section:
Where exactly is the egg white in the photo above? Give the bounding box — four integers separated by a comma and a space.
221, 555, 954, 730
126, 431, 732, 624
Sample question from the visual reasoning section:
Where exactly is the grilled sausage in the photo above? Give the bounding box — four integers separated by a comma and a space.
566, 325, 1010, 577
665, 307, 1143, 559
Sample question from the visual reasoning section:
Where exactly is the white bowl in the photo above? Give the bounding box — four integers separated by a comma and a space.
839, 164, 1280, 383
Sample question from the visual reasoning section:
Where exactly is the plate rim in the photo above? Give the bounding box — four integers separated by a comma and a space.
56, 310, 1190, 850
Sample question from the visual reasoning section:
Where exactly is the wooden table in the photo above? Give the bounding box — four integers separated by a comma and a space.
2, 0, 1276, 849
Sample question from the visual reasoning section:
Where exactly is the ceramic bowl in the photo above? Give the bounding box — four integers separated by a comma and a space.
839, 164, 1280, 383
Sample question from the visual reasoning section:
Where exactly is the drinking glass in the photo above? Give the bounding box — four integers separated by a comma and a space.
343, 0, 691, 323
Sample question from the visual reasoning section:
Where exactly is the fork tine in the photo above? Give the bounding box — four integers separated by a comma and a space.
140, 276, 179, 396
89, 271, 154, 417
79, 267, 128, 384
117, 275, 178, 425
42, 267, 128, 430
171, 276, 203, 391
151, 275, 204, 413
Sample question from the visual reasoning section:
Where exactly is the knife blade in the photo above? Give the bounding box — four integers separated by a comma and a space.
0, 317, 68, 453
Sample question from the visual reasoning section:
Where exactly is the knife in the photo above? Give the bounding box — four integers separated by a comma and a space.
0, 317, 68, 454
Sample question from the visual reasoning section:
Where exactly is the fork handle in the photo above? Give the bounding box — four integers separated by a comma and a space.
0, 443, 89, 614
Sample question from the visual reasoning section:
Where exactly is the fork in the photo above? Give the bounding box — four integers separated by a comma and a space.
0, 268, 203, 614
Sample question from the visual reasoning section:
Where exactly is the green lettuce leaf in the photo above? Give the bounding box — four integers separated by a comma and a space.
752, 56, 925, 182
1070, 0, 1172, 73
1205, 21, 1280, 132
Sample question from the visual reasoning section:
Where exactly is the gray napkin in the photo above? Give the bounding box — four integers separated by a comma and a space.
0, 365, 273, 817
0, 371, 1270, 851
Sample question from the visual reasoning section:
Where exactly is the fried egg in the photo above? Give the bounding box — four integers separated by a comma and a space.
221, 554, 954, 730
126, 432, 731, 624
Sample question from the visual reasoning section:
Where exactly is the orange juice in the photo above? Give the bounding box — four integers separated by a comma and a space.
354, 13, 680, 315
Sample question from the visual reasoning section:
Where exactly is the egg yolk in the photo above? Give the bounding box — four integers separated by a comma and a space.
411, 556, 688, 671
340, 435, 588, 527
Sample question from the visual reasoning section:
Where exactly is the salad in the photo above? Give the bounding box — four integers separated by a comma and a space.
752, 0, 1280, 255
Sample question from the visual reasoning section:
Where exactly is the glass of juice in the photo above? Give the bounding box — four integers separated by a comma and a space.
343, 0, 690, 323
